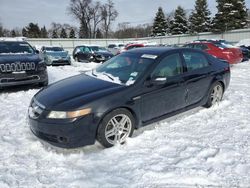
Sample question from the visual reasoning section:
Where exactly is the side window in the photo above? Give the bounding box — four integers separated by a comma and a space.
183, 52, 209, 71
152, 53, 182, 78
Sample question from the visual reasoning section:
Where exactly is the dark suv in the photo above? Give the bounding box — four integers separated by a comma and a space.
0, 38, 48, 88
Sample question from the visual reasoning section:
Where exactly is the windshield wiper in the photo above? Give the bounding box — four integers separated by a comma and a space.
102, 73, 114, 81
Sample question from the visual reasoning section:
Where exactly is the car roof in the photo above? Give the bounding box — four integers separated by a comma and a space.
125, 47, 178, 55
0, 37, 27, 42
124, 47, 206, 56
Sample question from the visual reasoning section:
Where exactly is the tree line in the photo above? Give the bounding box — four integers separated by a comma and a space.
152, 0, 249, 36
0, 0, 249, 39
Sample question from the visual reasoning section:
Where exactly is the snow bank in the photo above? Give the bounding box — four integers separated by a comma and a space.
0, 61, 250, 187
235, 39, 250, 47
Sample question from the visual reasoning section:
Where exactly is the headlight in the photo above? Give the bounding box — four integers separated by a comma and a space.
38, 61, 47, 71
47, 108, 92, 119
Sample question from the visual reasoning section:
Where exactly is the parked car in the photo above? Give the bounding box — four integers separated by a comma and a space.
41, 46, 71, 66
183, 41, 243, 64
0, 38, 48, 88
28, 47, 230, 148
107, 43, 125, 55
239, 45, 250, 61
88, 46, 114, 63
72, 45, 95, 63
119, 43, 145, 54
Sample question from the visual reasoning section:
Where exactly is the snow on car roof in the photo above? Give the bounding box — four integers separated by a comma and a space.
0, 37, 27, 42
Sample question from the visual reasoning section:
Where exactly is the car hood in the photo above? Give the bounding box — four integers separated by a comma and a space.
45, 51, 68, 57
35, 74, 126, 110
0, 53, 41, 63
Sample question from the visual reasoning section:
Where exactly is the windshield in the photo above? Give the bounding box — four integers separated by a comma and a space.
45, 47, 63, 51
89, 46, 99, 52
0, 42, 35, 54
89, 53, 155, 85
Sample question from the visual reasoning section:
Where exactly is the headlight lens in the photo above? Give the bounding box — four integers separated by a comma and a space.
47, 108, 91, 119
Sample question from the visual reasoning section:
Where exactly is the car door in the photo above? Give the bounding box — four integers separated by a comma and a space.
181, 50, 214, 106
140, 53, 186, 122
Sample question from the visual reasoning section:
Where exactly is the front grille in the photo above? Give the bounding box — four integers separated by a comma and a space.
0, 62, 36, 73
29, 99, 45, 119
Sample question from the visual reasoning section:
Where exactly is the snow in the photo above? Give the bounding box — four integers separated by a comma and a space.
236, 39, 250, 47
0, 59, 250, 187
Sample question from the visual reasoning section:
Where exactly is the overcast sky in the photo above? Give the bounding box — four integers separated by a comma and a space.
0, 0, 249, 30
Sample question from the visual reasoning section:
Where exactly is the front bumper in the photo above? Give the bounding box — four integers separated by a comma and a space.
29, 114, 99, 148
0, 70, 48, 87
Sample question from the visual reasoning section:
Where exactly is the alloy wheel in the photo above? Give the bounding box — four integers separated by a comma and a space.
211, 84, 223, 105
105, 114, 132, 145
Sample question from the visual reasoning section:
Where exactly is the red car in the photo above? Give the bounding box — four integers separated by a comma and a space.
119, 43, 145, 54
184, 42, 243, 64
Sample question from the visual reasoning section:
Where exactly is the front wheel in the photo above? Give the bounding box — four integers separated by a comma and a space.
204, 82, 224, 108
97, 109, 135, 148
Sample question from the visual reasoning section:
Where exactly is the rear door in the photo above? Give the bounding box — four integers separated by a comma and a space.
181, 50, 214, 106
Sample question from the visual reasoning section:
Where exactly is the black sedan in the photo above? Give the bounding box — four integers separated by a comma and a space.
28, 48, 230, 148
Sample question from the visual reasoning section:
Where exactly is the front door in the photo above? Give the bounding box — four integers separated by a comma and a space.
140, 53, 186, 122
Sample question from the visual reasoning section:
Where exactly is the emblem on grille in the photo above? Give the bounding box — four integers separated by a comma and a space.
0, 62, 36, 72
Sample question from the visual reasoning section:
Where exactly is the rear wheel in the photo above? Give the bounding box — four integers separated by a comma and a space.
204, 82, 223, 108
97, 108, 135, 148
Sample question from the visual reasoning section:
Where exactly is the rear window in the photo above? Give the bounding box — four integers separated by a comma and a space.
0, 42, 34, 54
108, 44, 117, 48
183, 51, 210, 71
44, 47, 63, 51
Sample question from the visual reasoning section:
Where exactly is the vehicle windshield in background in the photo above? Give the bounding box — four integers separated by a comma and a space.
92, 53, 155, 85
0, 42, 35, 54
45, 47, 63, 52
89, 46, 99, 51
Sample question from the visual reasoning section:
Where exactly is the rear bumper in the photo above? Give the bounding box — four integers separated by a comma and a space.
0, 70, 48, 87
51, 59, 71, 65
29, 114, 98, 148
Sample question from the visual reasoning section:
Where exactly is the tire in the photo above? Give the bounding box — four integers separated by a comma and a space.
38, 80, 48, 87
204, 82, 224, 108
97, 108, 135, 148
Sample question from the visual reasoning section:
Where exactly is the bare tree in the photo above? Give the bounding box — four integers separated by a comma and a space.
91, 1, 103, 38
68, 0, 93, 38
101, 0, 118, 38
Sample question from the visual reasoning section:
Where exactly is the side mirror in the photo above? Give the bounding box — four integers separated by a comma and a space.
35, 50, 40, 54
151, 77, 167, 85
145, 76, 167, 87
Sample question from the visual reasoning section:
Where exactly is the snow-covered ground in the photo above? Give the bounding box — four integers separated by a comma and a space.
0, 60, 250, 187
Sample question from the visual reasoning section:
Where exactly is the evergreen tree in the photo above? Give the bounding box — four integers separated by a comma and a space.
69, 28, 76, 38
25, 23, 41, 38
233, 0, 248, 29
60, 28, 68, 38
11, 30, 16, 37
0, 24, 3, 37
40, 26, 48, 38
96, 28, 103, 38
151, 7, 168, 36
79, 22, 88, 38
22, 28, 28, 37
189, 0, 211, 33
170, 6, 188, 35
212, 0, 248, 33
52, 29, 58, 38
